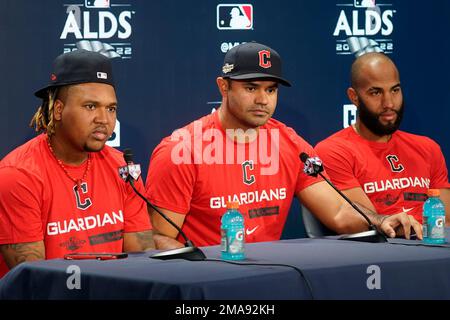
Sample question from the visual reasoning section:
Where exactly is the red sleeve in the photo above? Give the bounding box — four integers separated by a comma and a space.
123, 176, 152, 233
429, 140, 450, 189
0, 167, 44, 244
315, 139, 361, 191
145, 139, 196, 215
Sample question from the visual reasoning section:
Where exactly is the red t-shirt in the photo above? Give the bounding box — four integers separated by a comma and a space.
315, 126, 450, 223
0, 134, 151, 278
145, 111, 323, 246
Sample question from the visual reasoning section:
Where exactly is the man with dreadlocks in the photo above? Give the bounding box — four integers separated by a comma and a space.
0, 50, 154, 278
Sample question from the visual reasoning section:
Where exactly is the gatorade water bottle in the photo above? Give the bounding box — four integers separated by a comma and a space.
423, 189, 446, 244
221, 201, 245, 260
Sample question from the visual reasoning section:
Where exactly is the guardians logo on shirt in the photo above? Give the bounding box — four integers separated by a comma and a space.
210, 188, 287, 209
47, 210, 124, 236
364, 177, 430, 194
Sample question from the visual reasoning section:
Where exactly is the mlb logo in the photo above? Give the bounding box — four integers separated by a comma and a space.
217, 4, 253, 30
354, 0, 376, 8
85, 0, 110, 8
97, 72, 108, 79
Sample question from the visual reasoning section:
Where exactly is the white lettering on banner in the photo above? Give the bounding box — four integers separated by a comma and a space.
47, 210, 124, 236
210, 188, 287, 209
363, 177, 430, 194
60, 3, 134, 59
333, 9, 394, 37
221, 42, 245, 53
333, 2, 396, 56
60, 11, 132, 40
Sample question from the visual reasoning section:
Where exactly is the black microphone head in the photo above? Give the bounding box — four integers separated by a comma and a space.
300, 152, 309, 163
123, 148, 134, 164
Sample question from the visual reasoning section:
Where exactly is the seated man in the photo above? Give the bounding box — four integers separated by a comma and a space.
315, 52, 450, 225
0, 50, 154, 278
145, 42, 421, 249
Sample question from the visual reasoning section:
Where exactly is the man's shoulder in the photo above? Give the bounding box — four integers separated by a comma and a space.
265, 117, 303, 139
156, 113, 216, 148
264, 117, 290, 130
394, 130, 443, 152
0, 134, 46, 170
264, 118, 315, 155
316, 127, 353, 150
179, 112, 216, 133
0, 134, 47, 187
395, 130, 434, 143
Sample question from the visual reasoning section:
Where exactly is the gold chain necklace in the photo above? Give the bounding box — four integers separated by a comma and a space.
47, 137, 91, 191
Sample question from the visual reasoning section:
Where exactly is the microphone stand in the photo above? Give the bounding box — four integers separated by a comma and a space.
300, 153, 387, 243
121, 148, 206, 260
127, 179, 206, 260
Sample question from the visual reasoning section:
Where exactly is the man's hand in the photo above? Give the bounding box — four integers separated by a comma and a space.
379, 213, 423, 240
153, 233, 184, 250
123, 230, 155, 251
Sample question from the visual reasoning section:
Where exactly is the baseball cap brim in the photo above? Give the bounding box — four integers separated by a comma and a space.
34, 83, 70, 99
226, 73, 291, 87
34, 80, 114, 99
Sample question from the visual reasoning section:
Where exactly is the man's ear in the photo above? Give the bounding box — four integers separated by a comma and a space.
347, 87, 359, 107
216, 77, 229, 97
53, 99, 64, 121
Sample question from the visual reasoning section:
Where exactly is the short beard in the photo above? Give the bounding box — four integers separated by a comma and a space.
83, 143, 106, 153
358, 98, 404, 136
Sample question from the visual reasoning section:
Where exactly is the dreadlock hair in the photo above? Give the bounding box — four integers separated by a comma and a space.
29, 88, 59, 137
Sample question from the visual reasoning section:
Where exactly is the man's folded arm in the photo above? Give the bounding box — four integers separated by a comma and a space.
297, 181, 422, 239
123, 230, 155, 252
0, 241, 45, 269
148, 205, 185, 250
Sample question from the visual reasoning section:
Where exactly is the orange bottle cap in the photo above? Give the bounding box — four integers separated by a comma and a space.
427, 189, 440, 197
226, 201, 239, 209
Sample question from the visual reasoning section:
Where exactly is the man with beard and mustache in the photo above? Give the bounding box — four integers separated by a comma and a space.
316, 52, 450, 226
0, 50, 160, 278
146, 43, 422, 250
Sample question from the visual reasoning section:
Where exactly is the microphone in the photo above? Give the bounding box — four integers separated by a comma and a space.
300, 152, 387, 243
119, 148, 206, 261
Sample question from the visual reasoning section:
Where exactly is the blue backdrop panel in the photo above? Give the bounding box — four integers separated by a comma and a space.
1, 0, 449, 239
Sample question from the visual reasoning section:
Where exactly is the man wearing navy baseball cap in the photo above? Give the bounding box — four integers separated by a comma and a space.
221, 42, 291, 86
0, 49, 157, 278
145, 42, 419, 249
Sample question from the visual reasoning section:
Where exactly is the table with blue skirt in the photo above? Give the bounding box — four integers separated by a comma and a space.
1, 232, 450, 300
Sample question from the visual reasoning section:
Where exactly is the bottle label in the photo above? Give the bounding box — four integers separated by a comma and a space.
424, 216, 445, 239
229, 229, 244, 254
221, 227, 244, 254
